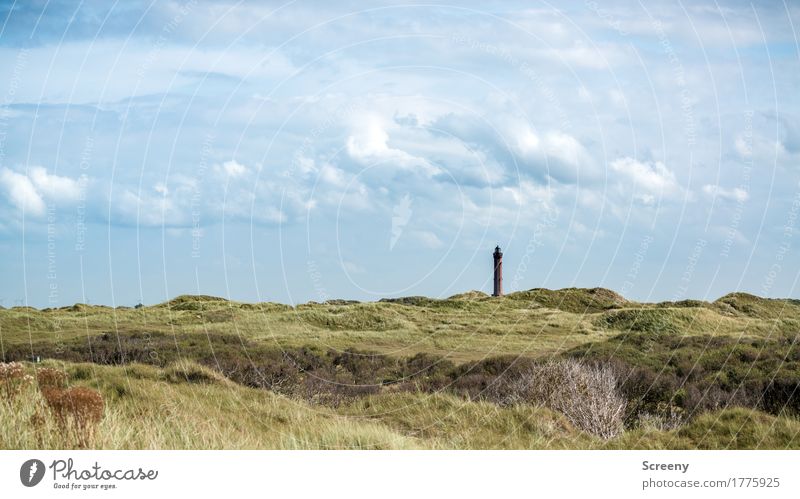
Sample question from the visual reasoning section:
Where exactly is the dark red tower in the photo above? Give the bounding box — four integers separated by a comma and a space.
492, 245, 503, 297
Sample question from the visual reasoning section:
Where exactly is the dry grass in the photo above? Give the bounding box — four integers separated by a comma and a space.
1, 363, 104, 448
2, 288, 800, 449
2, 360, 799, 450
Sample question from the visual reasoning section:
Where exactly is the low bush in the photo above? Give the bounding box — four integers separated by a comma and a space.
42, 386, 104, 447
489, 359, 626, 439
0, 361, 32, 401
36, 367, 69, 389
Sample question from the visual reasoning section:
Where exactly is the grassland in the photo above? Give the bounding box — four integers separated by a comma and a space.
1, 288, 799, 449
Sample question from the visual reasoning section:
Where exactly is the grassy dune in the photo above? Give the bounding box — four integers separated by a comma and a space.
2, 360, 798, 450
1, 288, 799, 449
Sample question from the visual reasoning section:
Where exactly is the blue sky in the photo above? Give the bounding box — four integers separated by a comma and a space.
0, 0, 798, 308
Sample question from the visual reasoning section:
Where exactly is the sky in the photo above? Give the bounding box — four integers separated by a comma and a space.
0, 0, 798, 308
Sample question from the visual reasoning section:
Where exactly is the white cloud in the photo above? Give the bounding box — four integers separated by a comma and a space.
0, 168, 46, 216
115, 189, 177, 227
702, 184, 749, 203
113, 177, 196, 227
542, 41, 627, 69
610, 157, 681, 201
28, 167, 81, 201
347, 115, 390, 159
346, 114, 441, 177
221, 160, 247, 177
0, 167, 83, 217
318, 163, 347, 188
512, 123, 594, 182
544, 131, 588, 168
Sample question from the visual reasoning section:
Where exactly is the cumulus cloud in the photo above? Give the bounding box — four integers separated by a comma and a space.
114, 186, 185, 227
346, 114, 441, 177
0, 168, 46, 216
0, 167, 82, 217
221, 160, 247, 177
2, 0, 798, 304
610, 157, 681, 205
702, 184, 749, 203
544, 41, 627, 69
512, 124, 594, 183
28, 167, 81, 201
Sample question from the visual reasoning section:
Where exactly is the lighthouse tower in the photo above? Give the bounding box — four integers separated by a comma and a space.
492, 246, 503, 297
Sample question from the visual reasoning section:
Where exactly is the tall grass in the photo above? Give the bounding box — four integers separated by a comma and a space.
2, 361, 800, 449
3, 288, 800, 450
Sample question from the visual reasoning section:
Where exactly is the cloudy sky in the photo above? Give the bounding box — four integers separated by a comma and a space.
0, 0, 798, 308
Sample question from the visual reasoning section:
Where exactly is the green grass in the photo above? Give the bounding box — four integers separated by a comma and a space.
0, 289, 654, 361
2, 360, 798, 450
2, 288, 800, 449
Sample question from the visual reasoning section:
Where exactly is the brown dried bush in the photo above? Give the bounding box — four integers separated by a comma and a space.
36, 367, 69, 389
0, 362, 32, 401
42, 386, 105, 447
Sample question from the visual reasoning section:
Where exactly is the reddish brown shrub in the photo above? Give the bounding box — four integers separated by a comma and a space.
42, 386, 105, 447
36, 367, 68, 389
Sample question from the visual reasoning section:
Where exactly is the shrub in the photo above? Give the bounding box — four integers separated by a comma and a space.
493, 359, 627, 439
36, 367, 68, 389
42, 386, 104, 447
0, 362, 32, 401
612, 364, 681, 423
761, 378, 800, 415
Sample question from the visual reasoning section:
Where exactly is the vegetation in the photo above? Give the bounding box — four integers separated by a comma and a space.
1, 288, 799, 449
